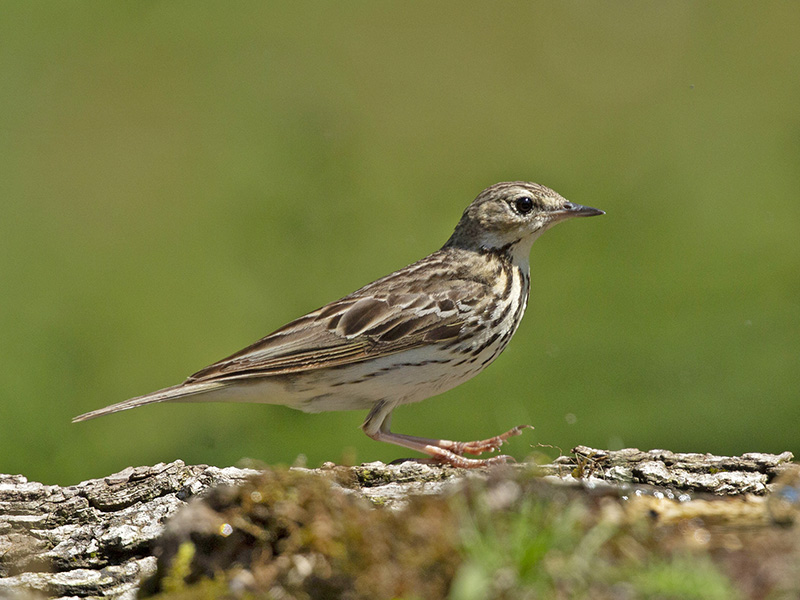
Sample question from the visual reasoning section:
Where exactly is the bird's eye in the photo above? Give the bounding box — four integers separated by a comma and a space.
514, 196, 534, 215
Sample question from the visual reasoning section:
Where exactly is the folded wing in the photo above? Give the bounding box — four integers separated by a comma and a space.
188, 285, 478, 382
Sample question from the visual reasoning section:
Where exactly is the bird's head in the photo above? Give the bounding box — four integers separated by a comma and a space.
444, 181, 604, 257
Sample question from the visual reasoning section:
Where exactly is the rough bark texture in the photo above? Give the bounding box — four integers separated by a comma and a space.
554, 446, 795, 495
0, 447, 795, 599
0, 462, 259, 599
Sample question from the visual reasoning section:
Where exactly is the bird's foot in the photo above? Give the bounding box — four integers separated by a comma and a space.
394, 451, 517, 469
443, 424, 534, 456
372, 425, 533, 469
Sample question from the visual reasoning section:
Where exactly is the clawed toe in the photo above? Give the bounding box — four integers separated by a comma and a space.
432, 451, 517, 469
448, 424, 534, 456
362, 411, 534, 469
390, 451, 518, 469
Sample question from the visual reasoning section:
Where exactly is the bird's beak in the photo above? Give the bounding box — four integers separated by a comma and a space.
552, 202, 605, 220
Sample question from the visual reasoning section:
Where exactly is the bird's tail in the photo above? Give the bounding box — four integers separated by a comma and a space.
72, 381, 227, 423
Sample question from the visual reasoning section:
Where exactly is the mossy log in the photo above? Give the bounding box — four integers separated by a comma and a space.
0, 448, 795, 599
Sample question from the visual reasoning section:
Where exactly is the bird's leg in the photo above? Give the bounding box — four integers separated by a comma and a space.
361, 401, 532, 468
431, 425, 534, 455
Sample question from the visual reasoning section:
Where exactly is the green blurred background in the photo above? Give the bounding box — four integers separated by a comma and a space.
2, 3, 798, 485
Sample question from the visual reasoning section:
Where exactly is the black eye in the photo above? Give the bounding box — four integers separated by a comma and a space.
514, 196, 534, 215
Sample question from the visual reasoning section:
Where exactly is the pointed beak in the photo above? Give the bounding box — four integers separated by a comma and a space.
552, 202, 605, 219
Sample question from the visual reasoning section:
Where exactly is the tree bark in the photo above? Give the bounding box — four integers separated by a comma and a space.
0, 461, 258, 599
0, 448, 794, 599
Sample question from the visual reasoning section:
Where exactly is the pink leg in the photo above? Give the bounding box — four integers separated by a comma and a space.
361, 401, 533, 468
392, 425, 533, 455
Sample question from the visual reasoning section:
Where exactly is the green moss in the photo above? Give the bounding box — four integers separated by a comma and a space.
448, 472, 750, 599
628, 555, 741, 600
162, 542, 197, 594
143, 467, 459, 599
143, 466, 784, 600
148, 576, 239, 600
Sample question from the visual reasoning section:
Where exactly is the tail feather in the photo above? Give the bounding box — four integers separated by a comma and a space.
72, 381, 226, 423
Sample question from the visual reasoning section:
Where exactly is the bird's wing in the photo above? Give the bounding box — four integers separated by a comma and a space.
187, 281, 483, 383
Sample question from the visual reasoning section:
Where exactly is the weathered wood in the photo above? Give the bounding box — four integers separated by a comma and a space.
0, 461, 259, 599
554, 446, 795, 495
0, 448, 795, 599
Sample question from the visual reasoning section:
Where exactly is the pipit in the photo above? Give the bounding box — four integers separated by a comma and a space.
74, 182, 603, 467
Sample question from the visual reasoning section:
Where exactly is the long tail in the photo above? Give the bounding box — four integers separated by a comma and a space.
72, 381, 227, 423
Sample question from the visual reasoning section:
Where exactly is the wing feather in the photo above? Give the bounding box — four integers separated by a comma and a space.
188, 265, 486, 383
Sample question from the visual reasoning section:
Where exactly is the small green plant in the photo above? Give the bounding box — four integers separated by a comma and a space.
450, 482, 739, 600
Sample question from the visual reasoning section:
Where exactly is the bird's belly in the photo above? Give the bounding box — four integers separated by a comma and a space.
235, 284, 527, 414
291, 336, 511, 413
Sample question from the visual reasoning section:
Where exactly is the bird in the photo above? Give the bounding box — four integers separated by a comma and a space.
73, 181, 603, 468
